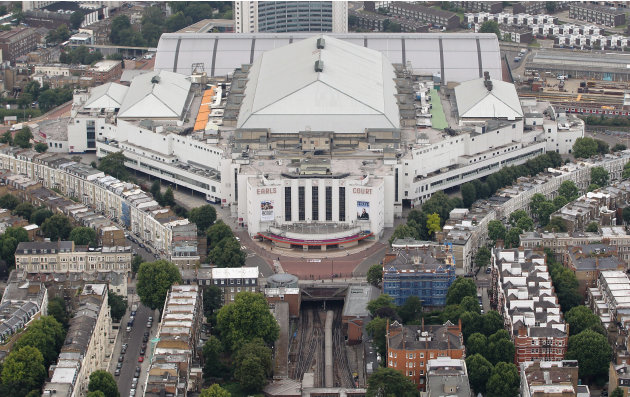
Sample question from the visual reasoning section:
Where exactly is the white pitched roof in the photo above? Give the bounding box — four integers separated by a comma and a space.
84, 82, 128, 109
237, 35, 400, 134
117, 70, 191, 119
212, 266, 259, 279
454, 78, 523, 120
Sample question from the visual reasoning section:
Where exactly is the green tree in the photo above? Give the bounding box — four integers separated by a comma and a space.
70, 11, 84, 29
538, 202, 557, 226
131, 254, 143, 274
505, 227, 522, 248
596, 139, 609, 154
88, 370, 120, 397
366, 316, 388, 359
588, 183, 600, 192
446, 277, 477, 306
487, 220, 506, 243
475, 246, 491, 269
0, 130, 13, 145
203, 285, 223, 320
208, 237, 246, 268
162, 186, 175, 206
202, 335, 225, 379
553, 195, 569, 211
13, 127, 32, 148
200, 384, 231, 397
48, 297, 69, 329
426, 212, 441, 237
558, 180, 579, 201
530, 193, 547, 215
34, 142, 48, 153
12, 202, 34, 220
486, 362, 520, 397
466, 333, 487, 356
206, 220, 234, 250
479, 20, 501, 39
397, 296, 423, 324
136, 260, 182, 311
110, 15, 133, 45
233, 338, 273, 393
87, 391, 106, 397
624, 207, 630, 224
0, 193, 19, 210
108, 290, 128, 323
69, 226, 98, 246
516, 216, 534, 232
586, 222, 599, 233
546, 216, 568, 232
367, 294, 396, 317
30, 207, 53, 225
565, 305, 605, 336
508, 210, 528, 226
611, 387, 624, 397
150, 180, 161, 197
573, 137, 599, 158
388, 223, 419, 245
591, 166, 609, 187
613, 144, 627, 152
367, 264, 383, 286
1, 346, 46, 396
466, 353, 493, 395
14, 316, 65, 368
566, 329, 612, 381
41, 213, 72, 240
366, 367, 417, 397
216, 292, 280, 351
189, 205, 217, 234
97, 151, 129, 181
488, 329, 515, 365
461, 182, 476, 208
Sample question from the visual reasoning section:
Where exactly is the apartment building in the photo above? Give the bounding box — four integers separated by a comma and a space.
43, 284, 111, 397
382, 241, 456, 307
465, 12, 558, 27
569, 3, 626, 27
211, 267, 259, 303
387, 2, 460, 30
144, 285, 203, 396
609, 362, 630, 397
425, 357, 472, 397
564, 244, 626, 295
499, 24, 533, 43
494, 248, 568, 365
0, 148, 198, 259
588, 270, 630, 331
235, 1, 348, 33
0, 27, 40, 63
386, 320, 465, 390
0, 273, 47, 346
349, 9, 429, 32
520, 360, 590, 397
15, 241, 131, 274
453, 1, 502, 13
81, 60, 122, 84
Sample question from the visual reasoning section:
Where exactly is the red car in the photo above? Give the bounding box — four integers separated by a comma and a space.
138, 356, 144, 363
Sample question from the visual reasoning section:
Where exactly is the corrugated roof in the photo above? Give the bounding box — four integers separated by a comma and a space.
155, 32, 502, 84
238, 35, 400, 134
118, 70, 191, 119
454, 77, 523, 119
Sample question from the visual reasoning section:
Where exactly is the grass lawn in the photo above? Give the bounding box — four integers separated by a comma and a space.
429, 88, 448, 130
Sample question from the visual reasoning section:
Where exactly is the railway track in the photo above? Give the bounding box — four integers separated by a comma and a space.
332, 309, 355, 388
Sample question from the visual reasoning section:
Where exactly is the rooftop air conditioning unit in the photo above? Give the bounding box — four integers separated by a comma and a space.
314, 60, 324, 72
317, 37, 325, 49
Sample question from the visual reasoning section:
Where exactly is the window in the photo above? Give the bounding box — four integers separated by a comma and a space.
339, 187, 346, 221
312, 186, 319, 220
325, 186, 332, 221
284, 186, 292, 221
298, 186, 305, 221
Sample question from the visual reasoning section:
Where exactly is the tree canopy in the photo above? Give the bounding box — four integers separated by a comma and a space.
366, 367, 418, 397
566, 329, 612, 381
13, 127, 33, 149
41, 214, 72, 241
202, 335, 225, 380
69, 226, 98, 247
30, 207, 53, 226
475, 246, 491, 269
367, 264, 383, 286
479, 20, 501, 39
189, 205, 217, 234
216, 292, 279, 351
590, 166, 609, 187
572, 137, 599, 158
88, 370, 120, 397
108, 290, 128, 323
136, 260, 182, 310
486, 362, 520, 397
97, 151, 129, 181
466, 353, 493, 395
367, 294, 396, 317
1, 346, 47, 396
233, 338, 273, 393
565, 305, 605, 335
208, 237, 245, 268
14, 316, 65, 368
200, 384, 231, 397
487, 220, 506, 243
366, 316, 388, 359
558, 180, 580, 201
446, 277, 477, 306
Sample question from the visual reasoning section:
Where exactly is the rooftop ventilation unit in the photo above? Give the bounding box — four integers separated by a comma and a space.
151, 76, 160, 84
317, 37, 325, 49
314, 60, 324, 72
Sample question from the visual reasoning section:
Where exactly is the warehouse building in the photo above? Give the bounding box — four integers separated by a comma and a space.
526, 50, 630, 82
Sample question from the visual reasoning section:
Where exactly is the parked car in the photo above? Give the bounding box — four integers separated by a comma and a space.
143, 335, 148, 343
126, 326, 132, 332
140, 348, 146, 355
114, 369, 120, 376
142, 343, 147, 349
129, 389, 136, 397
116, 362, 123, 369
131, 379, 138, 388
146, 322, 152, 328
148, 317, 153, 322
138, 356, 144, 363
118, 355, 124, 362
135, 366, 141, 376
485, 267, 491, 274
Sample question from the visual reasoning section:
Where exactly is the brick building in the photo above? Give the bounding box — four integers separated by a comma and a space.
493, 248, 568, 366
569, 3, 626, 27
453, 1, 503, 13
210, 266, 259, 303
386, 319, 465, 390
81, 60, 122, 84
387, 2, 460, 30
0, 27, 40, 63
349, 9, 429, 32
564, 244, 626, 295
520, 360, 589, 397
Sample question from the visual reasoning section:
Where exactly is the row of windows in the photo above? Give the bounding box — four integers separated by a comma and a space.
284, 186, 345, 222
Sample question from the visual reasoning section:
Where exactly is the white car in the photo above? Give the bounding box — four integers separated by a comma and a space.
129, 389, 136, 397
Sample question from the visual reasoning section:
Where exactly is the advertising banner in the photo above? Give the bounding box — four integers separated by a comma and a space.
357, 201, 370, 220
260, 200, 274, 221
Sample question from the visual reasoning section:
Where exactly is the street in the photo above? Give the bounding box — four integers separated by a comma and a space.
108, 301, 158, 397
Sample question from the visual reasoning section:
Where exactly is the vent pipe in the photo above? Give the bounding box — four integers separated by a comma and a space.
315, 60, 324, 73
317, 37, 325, 49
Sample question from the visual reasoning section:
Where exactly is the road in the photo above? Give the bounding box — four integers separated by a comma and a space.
110, 302, 158, 397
